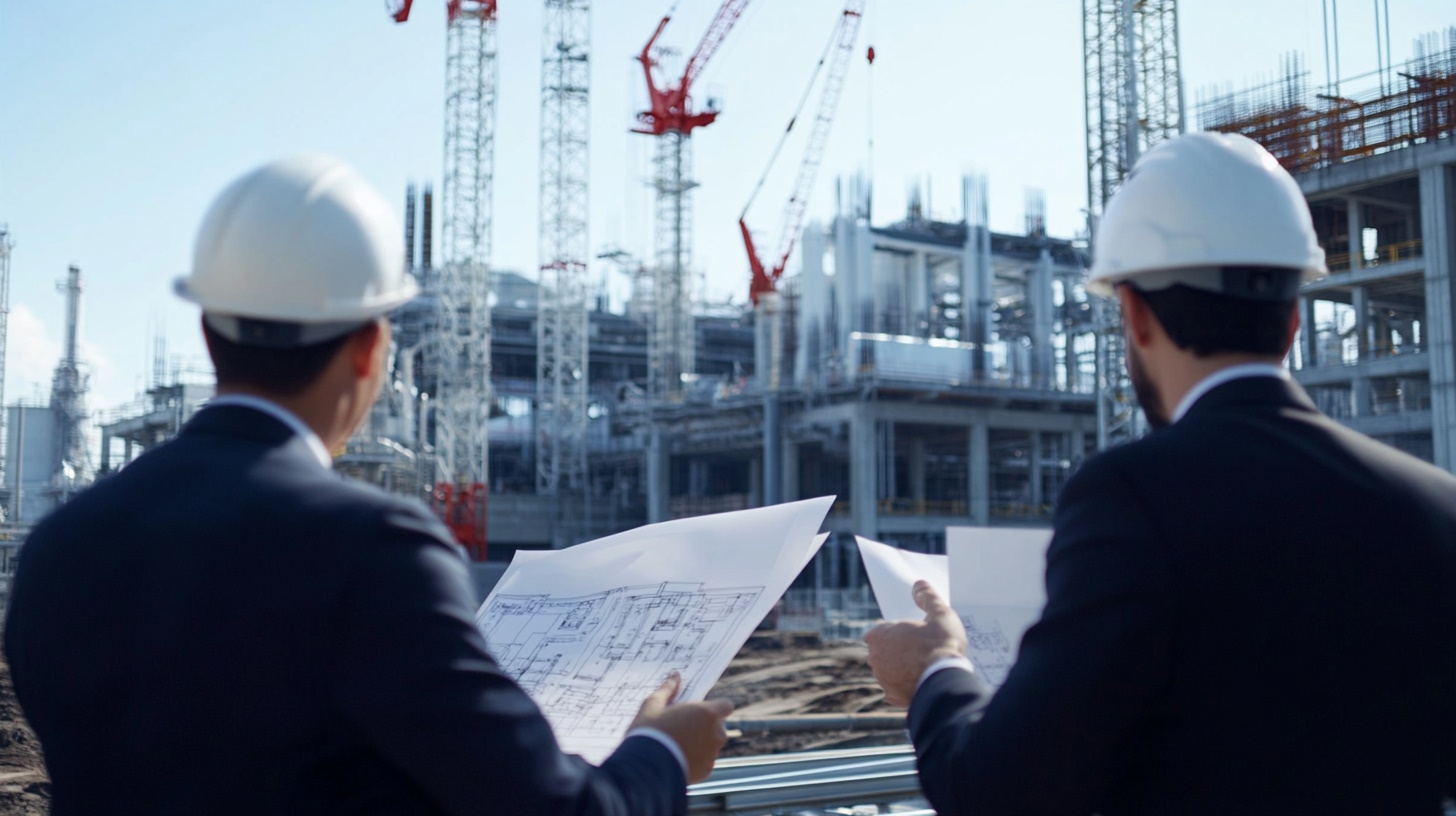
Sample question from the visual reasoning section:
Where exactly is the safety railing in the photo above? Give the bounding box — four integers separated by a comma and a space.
878, 498, 969, 517
1323, 238, 1423, 272
688, 746, 925, 816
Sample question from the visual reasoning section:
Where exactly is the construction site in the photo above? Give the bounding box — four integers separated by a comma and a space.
0, 0, 1455, 812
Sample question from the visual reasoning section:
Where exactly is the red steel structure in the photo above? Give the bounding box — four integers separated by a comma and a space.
633, 1, 751, 138
740, 0, 867, 304
390, 0, 478, 25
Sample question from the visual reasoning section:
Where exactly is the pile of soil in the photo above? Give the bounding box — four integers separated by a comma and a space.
0, 661, 48, 815
707, 631, 907, 757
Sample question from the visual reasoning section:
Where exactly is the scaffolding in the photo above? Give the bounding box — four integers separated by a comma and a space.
1199, 28, 1456, 176
1082, 0, 1184, 447
0, 227, 10, 497
433, 1, 498, 488
652, 131, 697, 402
536, 0, 592, 534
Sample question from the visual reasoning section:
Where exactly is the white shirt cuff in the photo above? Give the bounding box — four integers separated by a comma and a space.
916, 655, 976, 694
624, 727, 688, 776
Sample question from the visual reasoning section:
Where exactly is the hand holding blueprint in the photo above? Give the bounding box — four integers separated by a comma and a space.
476, 497, 833, 764
857, 530, 1051, 687
855, 536, 949, 622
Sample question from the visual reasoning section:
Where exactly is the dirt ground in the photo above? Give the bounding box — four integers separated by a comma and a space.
708, 630, 908, 757
0, 662, 48, 815
0, 631, 893, 813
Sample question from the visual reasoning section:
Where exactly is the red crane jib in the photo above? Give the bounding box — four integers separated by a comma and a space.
391, 0, 494, 25
633, 0, 751, 137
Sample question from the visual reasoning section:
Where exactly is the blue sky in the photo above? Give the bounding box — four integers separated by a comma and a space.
2, 0, 1452, 411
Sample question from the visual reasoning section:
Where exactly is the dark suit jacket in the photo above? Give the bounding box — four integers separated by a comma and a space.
910, 376, 1456, 815
5, 405, 686, 815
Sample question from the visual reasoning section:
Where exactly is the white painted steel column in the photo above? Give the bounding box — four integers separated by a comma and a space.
1420, 163, 1456, 470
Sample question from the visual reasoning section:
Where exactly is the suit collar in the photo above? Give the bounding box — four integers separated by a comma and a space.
181, 404, 332, 467
1178, 374, 1318, 422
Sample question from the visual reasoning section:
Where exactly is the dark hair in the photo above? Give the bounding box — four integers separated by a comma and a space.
1136, 283, 1296, 358
203, 321, 357, 396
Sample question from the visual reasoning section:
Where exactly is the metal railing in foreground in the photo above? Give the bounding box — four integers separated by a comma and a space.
688, 745, 927, 815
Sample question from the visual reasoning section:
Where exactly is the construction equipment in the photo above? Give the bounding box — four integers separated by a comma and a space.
392, 1, 498, 559
634, 0, 751, 402
1082, 0, 1185, 449
536, 0, 591, 546
739, 1, 865, 507
431, 482, 487, 561
739, 0, 867, 307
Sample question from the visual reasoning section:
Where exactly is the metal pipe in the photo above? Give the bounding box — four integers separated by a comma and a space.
727, 713, 906, 734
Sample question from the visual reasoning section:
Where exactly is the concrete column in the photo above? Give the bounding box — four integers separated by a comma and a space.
1029, 431, 1044, 512
908, 437, 927, 504
1299, 296, 1319, 368
1352, 286, 1373, 417
749, 455, 763, 508
909, 251, 930, 337
850, 412, 878, 540
1348, 198, 1364, 270
1421, 162, 1456, 471
688, 459, 709, 497
646, 430, 669, 523
123, 437, 133, 469
969, 424, 990, 523
782, 440, 801, 502
1032, 249, 1056, 387
1071, 429, 1087, 465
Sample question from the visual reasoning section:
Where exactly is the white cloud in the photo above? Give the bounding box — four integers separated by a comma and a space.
4, 304, 60, 405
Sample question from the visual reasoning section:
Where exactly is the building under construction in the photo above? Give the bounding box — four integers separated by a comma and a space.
1201, 27, 1456, 470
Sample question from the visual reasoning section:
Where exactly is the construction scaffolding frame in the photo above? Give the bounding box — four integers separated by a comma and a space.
1082, 0, 1184, 448
653, 131, 697, 402
434, 1, 499, 488
536, 0, 592, 534
1199, 27, 1456, 176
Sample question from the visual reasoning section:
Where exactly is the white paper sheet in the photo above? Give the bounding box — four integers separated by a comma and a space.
476, 497, 834, 763
945, 526, 1052, 687
855, 537, 949, 622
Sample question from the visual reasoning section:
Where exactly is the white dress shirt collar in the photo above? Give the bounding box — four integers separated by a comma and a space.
205, 394, 333, 468
1171, 363, 1291, 424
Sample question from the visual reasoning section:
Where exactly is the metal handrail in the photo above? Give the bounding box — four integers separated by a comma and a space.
688, 746, 925, 815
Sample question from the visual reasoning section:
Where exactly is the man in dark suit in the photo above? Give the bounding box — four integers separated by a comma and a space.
5, 155, 731, 815
865, 132, 1456, 814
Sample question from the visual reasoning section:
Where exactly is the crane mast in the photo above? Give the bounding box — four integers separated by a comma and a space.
393, 0, 497, 559
634, 0, 751, 404
536, 0, 591, 545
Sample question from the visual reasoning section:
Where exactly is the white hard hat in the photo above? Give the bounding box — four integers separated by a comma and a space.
1087, 132, 1327, 300
175, 155, 418, 346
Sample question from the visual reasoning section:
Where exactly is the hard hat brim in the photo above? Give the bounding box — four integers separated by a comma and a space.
174, 275, 421, 323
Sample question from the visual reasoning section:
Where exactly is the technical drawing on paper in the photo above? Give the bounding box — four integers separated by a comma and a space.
959, 609, 1019, 688
478, 582, 763, 763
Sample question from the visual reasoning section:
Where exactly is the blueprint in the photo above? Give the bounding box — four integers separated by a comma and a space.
946, 526, 1052, 687
856, 536, 949, 622
477, 497, 834, 763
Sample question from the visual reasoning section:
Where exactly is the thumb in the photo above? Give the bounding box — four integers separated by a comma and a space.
913, 580, 952, 617
643, 672, 681, 714
702, 698, 734, 720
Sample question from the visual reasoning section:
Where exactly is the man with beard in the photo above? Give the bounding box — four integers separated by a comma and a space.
864, 132, 1456, 814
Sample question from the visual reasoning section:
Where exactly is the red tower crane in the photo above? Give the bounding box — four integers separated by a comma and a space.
740, 0, 867, 304
388, 0, 473, 24
633, 0, 752, 138
633, 1, 753, 404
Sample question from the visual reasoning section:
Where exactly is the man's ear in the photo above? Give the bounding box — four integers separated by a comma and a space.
348, 321, 384, 379
1284, 299, 1301, 357
1118, 285, 1156, 349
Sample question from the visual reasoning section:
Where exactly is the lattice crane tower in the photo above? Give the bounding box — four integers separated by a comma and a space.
0, 227, 10, 491
430, 0, 499, 488
1083, 0, 1184, 448
536, 0, 591, 507
634, 1, 751, 401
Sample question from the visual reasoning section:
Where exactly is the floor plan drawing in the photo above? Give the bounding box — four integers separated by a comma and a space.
478, 582, 764, 762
